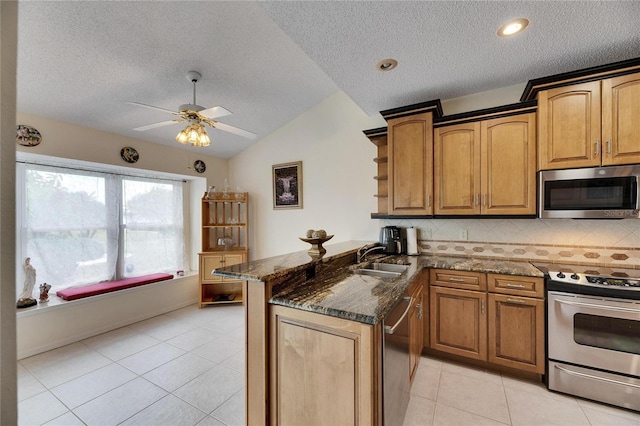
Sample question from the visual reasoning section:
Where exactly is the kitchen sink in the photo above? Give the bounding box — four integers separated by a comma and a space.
353, 262, 409, 278
367, 262, 409, 273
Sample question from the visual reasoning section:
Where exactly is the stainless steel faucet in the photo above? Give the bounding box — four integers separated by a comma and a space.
356, 244, 385, 263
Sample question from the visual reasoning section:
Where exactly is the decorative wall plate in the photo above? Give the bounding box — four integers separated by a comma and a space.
16, 125, 42, 147
194, 160, 206, 173
120, 146, 139, 163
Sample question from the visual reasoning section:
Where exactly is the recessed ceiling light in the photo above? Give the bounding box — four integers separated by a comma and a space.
497, 18, 529, 37
376, 59, 398, 72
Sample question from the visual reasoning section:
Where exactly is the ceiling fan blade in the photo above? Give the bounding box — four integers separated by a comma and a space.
199, 106, 232, 119
126, 101, 176, 114
133, 119, 180, 131
214, 122, 257, 140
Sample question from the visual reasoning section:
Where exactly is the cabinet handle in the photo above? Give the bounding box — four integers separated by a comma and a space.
607, 138, 612, 154
506, 283, 525, 289
448, 277, 466, 282
506, 297, 527, 304
474, 193, 479, 206
483, 194, 487, 206
481, 299, 485, 315
595, 138, 600, 155
417, 302, 423, 320
427, 194, 431, 207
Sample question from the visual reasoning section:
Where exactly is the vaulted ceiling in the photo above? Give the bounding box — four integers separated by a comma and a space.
17, 1, 640, 159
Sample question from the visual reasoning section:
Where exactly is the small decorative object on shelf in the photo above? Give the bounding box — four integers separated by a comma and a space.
17, 257, 37, 309
299, 229, 333, 256
39, 282, 51, 303
206, 185, 216, 199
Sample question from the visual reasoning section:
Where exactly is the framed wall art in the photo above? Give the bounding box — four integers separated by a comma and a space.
273, 161, 302, 209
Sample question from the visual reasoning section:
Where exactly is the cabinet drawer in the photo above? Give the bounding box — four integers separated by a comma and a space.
430, 269, 487, 291
488, 273, 543, 298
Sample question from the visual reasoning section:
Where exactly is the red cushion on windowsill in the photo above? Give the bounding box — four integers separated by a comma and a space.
56, 273, 174, 301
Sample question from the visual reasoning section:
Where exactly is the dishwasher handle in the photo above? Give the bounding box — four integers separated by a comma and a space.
384, 297, 412, 335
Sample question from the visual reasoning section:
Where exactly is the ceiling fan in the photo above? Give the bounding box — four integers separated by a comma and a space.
127, 71, 256, 147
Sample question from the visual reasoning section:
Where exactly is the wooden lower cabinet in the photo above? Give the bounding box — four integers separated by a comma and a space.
428, 269, 545, 375
270, 305, 380, 426
199, 252, 246, 307
429, 286, 487, 361
488, 293, 545, 373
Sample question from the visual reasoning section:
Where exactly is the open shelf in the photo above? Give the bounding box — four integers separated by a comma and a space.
199, 192, 249, 308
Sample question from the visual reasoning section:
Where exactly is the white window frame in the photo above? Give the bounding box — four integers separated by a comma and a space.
16, 155, 194, 295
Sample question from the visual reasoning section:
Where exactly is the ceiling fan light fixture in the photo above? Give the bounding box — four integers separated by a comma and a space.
176, 122, 211, 147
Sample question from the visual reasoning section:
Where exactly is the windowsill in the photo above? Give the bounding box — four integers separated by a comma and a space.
16, 271, 198, 318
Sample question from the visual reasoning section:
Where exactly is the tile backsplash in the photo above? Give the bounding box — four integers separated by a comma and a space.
383, 218, 640, 268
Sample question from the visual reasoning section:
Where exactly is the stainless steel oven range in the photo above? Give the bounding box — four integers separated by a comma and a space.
545, 268, 640, 411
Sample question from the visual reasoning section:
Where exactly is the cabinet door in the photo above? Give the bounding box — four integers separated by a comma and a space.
434, 122, 481, 214
538, 81, 602, 170
488, 293, 544, 373
200, 253, 224, 283
409, 285, 424, 382
270, 305, 376, 426
387, 112, 434, 215
223, 253, 246, 268
430, 286, 486, 360
481, 114, 537, 215
602, 72, 640, 166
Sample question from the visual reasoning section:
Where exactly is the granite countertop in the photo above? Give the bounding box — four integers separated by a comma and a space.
262, 248, 543, 325
213, 240, 545, 325
211, 240, 369, 282
270, 254, 423, 325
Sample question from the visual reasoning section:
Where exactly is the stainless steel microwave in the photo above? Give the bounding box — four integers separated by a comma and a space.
539, 166, 640, 219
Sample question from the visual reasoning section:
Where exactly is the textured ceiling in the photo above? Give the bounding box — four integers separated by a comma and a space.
17, 1, 640, 159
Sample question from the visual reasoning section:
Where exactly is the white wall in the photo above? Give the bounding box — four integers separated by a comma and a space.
229, 91, 385, 259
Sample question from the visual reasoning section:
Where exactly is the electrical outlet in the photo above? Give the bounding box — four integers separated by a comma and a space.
459, 229, 468, 240
418, 228, 431, 239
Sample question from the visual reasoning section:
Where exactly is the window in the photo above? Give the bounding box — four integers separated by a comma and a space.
17, 162, 185, 295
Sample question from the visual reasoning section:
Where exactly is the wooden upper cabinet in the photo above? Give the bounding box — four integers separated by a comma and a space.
434, 122, 481, 215
602, 72, 640, 165
481, 113, 537, 215
435, 112, 536, 216
387, 112, 434, 215
538, 72, 640, 170
538, 81, 602, 170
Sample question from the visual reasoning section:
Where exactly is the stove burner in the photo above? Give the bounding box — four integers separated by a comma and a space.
586, 276, 640, 287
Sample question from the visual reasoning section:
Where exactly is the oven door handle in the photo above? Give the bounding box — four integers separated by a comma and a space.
554, 364, 640, 390
554, 298, 640, 314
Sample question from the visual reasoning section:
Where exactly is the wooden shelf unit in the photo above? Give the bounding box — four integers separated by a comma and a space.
198, 192, 249, 307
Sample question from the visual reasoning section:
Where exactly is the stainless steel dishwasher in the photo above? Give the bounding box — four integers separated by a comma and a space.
383, 295, 412, 426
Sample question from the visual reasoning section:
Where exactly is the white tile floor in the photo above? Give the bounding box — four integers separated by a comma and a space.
18, 303, 640, 426
18, 304, 245, 426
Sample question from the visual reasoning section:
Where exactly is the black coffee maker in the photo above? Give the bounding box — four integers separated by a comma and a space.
379, 226, 403, 254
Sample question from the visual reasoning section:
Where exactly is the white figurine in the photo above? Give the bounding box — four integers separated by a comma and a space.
17, 257, 38, 308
